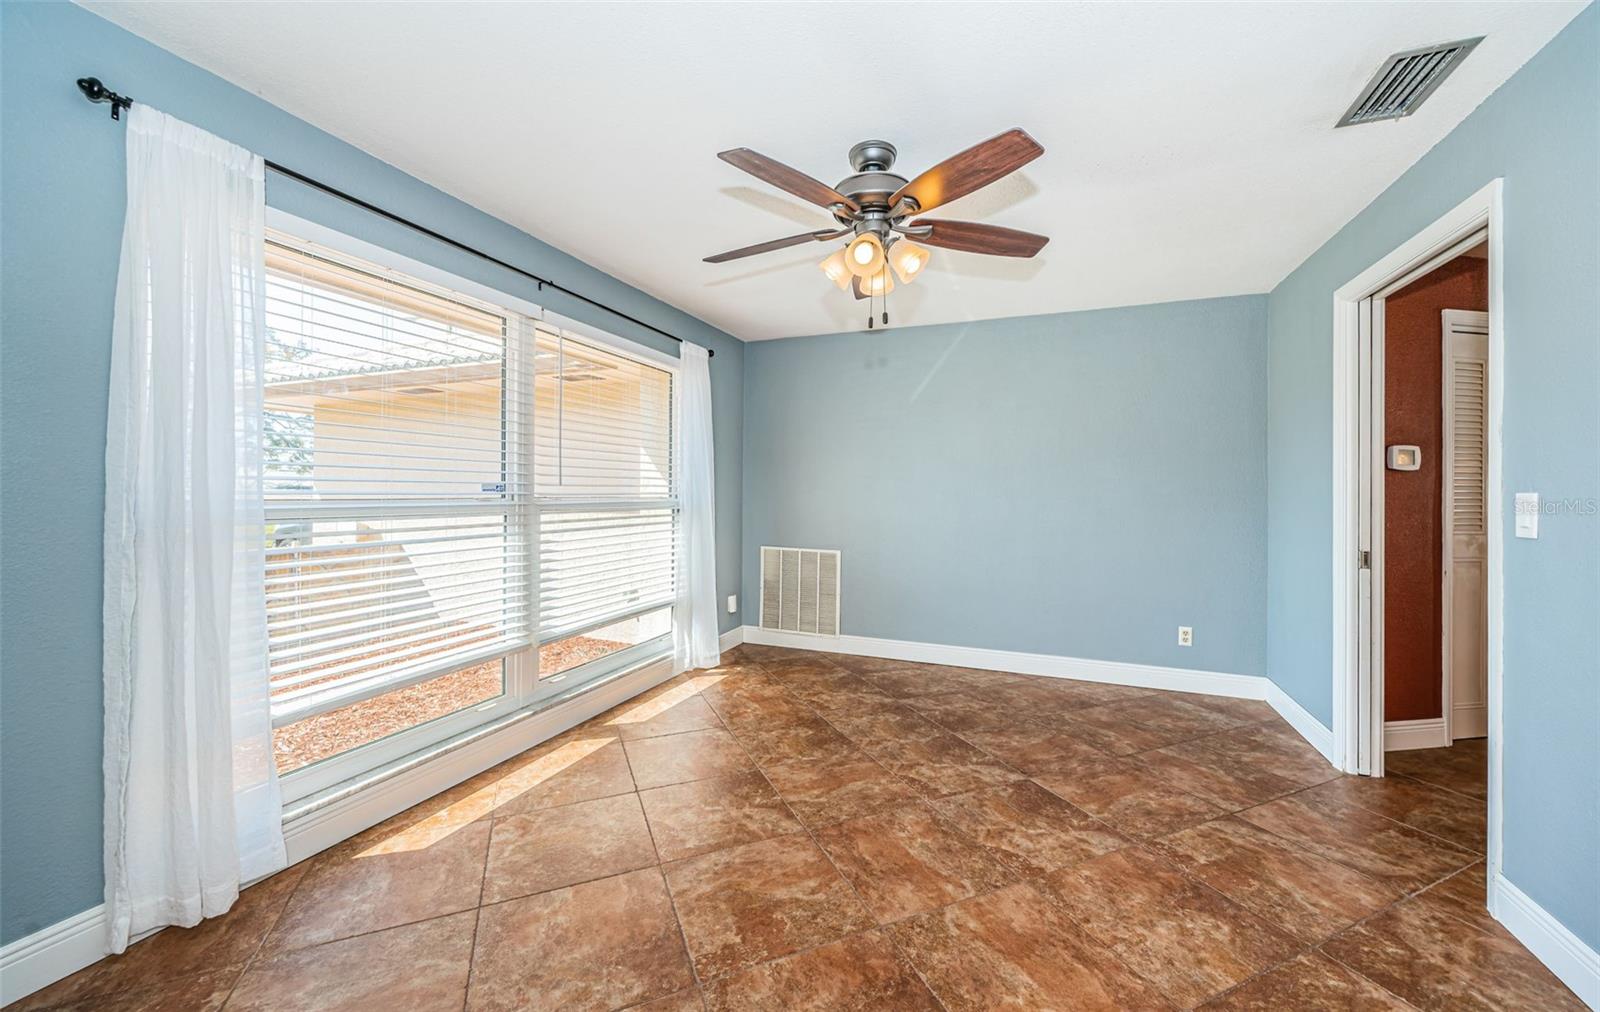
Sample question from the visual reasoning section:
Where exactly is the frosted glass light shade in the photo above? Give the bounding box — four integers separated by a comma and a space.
818, 248, 852, 289
858, 269, 894, 297
844, 233, 885, 278
889, 239, 931, 284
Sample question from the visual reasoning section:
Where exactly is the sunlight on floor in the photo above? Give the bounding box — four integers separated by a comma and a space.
602, 681, 702, 725
687, 672, 727, 693
356, 733, 616, 857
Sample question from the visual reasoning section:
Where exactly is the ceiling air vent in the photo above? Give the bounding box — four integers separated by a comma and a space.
1336, 37, 1483, 128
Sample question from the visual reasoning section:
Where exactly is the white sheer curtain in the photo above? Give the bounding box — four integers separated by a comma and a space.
102, 106, 285, 953
674, 342, 721, 671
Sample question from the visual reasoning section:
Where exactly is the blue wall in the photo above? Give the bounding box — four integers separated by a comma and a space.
1265, 6, 1598, 947
0, 2, 744, 945
742, 296, 1268, 678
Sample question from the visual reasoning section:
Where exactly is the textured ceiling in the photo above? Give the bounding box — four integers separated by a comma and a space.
82, 1, 1587, 340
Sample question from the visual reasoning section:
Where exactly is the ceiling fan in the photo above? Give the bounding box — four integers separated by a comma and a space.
703, 129, 1048, 314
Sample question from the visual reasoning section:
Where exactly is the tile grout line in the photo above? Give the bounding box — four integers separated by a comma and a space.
216, 851, 319, 1010
684, 656, 953, 1005
613, 700, 708, 1007
1246, 773, 1485, 861
1190, 783, 1493, 1006
733, 658, 956, 1012
459, 798, 497, 1012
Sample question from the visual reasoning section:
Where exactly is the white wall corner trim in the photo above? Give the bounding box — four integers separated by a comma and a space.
719, 625, 745, 653
1383, 717, 1450, 752
1491, 873, 1600, 1009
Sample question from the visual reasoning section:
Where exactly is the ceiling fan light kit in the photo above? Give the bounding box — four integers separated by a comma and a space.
705, 129, 1049, 326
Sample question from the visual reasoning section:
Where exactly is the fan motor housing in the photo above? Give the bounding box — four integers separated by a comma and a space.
837, 171, 907, 207
836, 139, 909, 216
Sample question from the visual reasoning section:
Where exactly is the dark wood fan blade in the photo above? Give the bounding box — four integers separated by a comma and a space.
890, 129, 1043, 215
703, 230, 837, 264
718, 148, 860, 213
911, 220, 1050, 257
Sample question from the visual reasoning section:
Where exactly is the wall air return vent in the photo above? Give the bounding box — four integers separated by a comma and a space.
1336, 37, 1483, 127
759, 546, 840, 636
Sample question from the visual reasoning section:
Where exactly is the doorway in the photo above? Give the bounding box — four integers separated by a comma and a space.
1378, 247, 1489, 753
1358, 226, 1490, 777
1330, 178, 1503, 878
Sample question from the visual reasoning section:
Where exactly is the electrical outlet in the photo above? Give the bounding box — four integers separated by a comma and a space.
727, 594, 738, 614
1177, 626, 1193, 647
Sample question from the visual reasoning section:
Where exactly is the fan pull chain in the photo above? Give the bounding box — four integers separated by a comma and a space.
881, 266, 889, 327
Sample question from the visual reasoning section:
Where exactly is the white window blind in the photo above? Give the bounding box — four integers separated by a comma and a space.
535, 331, 676, 655
262, 236, 534, 727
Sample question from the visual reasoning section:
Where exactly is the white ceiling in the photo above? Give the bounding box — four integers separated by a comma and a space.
82, 1, 1586, 341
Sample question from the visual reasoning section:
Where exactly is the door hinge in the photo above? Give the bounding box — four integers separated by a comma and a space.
1359, 549, 1372, 570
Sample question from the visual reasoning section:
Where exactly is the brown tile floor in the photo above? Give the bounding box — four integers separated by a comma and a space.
12, 650, 1583, 1011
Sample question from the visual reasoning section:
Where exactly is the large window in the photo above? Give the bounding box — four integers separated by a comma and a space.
261, 229, 678, 796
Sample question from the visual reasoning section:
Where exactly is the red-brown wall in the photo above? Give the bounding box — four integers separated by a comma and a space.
1383, 255, 1487, 722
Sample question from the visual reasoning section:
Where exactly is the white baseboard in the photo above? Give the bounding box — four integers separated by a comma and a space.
0, 904, 110, 1007
1491, 873, 1600, 1008
740, 625, 1269, 700
1385, 717, 1449, 752
0, 657, 677, 1007
718, 625, 745, 653
1453, 701, 1488, 739
1265, 681, 1338, 766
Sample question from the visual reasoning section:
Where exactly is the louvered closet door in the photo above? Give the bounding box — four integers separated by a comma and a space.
1443, 310, 1488, 740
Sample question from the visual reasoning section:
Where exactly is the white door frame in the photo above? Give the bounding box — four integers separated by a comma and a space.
1330, 179, 1504, 873
1367, 232, 1487, 762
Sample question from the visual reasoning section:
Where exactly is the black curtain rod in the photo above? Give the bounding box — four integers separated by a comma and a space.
75, 77, 710, 357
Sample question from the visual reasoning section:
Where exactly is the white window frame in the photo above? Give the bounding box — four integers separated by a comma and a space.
266, 210, 678, 805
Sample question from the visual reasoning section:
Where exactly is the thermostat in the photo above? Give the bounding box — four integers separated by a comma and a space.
1387, 445, 1421, 471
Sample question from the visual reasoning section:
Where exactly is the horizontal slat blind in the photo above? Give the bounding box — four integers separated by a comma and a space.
535, 330, 675, 647
539, 509, 676, 641
263, 235, 533, 725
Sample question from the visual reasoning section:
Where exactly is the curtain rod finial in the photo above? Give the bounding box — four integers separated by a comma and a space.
78, 77, 132, 120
